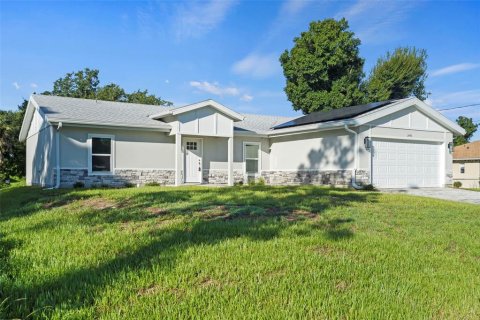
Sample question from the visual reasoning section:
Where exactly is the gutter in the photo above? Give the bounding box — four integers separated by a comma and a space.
344, 124, 364, 190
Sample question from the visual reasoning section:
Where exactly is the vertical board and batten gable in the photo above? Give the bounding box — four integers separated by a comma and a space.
172, 106, 234, 137
367, 106, 448, 132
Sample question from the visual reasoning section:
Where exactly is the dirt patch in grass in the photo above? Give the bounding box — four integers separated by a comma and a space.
335, 280, 351, 292
198, 276, 222, 288
41, 198, 74, 209
286, 209, 317, 222
82, 198, 118, 210
145, 207, 169, 217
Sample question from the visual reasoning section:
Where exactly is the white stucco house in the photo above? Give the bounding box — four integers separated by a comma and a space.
19, 94, 465, 189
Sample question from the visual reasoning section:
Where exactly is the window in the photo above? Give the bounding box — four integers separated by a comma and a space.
89, 134, 114, 174
244, 143, 260, 175
460, 163, 465, 174
186, 141, 197, 150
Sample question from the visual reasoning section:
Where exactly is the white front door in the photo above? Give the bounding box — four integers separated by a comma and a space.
372, 139, 442, 188
184, 138, 202, 183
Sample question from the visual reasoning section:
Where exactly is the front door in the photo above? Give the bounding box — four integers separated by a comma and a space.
184, 138, 202, 183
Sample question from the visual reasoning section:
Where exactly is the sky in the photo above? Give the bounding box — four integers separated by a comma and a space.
1, 0, 479, 139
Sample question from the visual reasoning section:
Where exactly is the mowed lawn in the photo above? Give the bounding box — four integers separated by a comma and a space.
1, 182, 479, 319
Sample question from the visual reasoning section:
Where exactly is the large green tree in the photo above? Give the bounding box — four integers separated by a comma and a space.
0, 100, 27, 183
43, 68, 172, 106
279, 18, 365, 114
454, 116, 479, 146
363, 47, 428, 102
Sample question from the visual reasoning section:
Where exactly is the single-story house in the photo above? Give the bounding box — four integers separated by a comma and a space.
19, 94, 465, 189
452, 140, 480, 188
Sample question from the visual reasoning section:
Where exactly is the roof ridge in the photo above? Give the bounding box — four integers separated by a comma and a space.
32, 94, 170, 108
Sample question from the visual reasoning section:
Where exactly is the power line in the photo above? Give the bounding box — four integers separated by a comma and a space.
436, 103, 480, 111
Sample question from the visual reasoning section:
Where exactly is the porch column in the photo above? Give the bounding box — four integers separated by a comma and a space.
175, 133, 182, 186
228, 136, 234, 186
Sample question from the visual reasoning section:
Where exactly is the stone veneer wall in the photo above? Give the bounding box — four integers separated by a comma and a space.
57, 169, 175, 188
202, 169, 244, 184
261, 170, 355, 186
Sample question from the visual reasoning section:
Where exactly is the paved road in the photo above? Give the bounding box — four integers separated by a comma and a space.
381, 188, 480, 205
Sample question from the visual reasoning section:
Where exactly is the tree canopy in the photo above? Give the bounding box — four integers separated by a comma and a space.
279, 18, 365, 113
43, 68, 172, 106
454, 116, 479, 146
280, 19, 430, 113
363, 47, 428, 102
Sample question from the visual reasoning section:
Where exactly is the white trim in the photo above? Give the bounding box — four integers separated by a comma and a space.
243, 141, 262, 176
371, 135, 444, 143
150, 99, 244, 121
453, 158, 480, 161
87, 133, 115, 176
48, 119, 171, 131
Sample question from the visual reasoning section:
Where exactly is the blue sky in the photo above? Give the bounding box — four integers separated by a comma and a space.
1, 0, 479, 138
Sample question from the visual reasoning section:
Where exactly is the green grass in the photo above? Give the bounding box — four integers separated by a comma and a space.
466, 188, 480, 192
1, 183, 479, 319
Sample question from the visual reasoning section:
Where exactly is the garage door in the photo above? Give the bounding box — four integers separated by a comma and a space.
372, 139, 442, 188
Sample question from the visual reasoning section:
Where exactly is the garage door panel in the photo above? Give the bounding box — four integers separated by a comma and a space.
372, 139, 442, 188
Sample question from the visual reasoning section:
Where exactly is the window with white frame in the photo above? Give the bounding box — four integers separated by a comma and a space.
244, 143, 260, 175
89, 134, 114, 174
460, 163, 465, 174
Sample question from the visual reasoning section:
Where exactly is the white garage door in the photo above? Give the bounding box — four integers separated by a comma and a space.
372, 139, 442, 188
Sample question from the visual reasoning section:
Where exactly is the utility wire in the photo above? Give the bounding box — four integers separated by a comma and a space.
436, 103, 480, 111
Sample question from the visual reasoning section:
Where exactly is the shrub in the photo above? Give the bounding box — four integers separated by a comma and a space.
145, 182, 160, 187
73, 181, 85, 189
362, 184, 376, 191
247, 177, 256, 186
256, 177, 266, 186
123, 182, 135, 188
234, 181, 243, 186
453, 181, 462, 188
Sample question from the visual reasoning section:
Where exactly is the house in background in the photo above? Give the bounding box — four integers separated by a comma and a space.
19, 94, 464, 189
453, 140, 480, 188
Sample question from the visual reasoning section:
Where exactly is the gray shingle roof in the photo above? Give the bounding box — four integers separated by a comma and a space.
33, 94, 172, 129
234, 114, 295, 133
32, 94, 295, 133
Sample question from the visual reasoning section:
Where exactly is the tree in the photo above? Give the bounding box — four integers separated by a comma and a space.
50, 68, 100, 99
0, 100, 27, 182
96, 83, 127, 102
454, 116, 479, 146
279, 18, 365, 114
44, 67, 172, 106
363, 47, 428, 102
127, 89, 172, 106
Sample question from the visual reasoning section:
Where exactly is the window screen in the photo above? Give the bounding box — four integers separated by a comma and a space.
244, 144, 259, 174
91, 136, 112, 172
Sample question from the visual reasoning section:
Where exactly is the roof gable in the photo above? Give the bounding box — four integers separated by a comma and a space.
150, 99, 244, 122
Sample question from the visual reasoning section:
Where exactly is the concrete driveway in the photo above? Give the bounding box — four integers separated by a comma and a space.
381, 188, 480, 205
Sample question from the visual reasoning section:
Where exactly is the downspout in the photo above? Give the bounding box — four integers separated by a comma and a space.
55, 122, 62, 188
344, 124, 364, 190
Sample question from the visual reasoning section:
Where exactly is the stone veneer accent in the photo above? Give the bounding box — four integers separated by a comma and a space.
261, 170, 354, 186
202, 169, 244, 184
57, 169, 175, 188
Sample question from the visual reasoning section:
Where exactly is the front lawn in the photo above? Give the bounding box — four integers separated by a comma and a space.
1, 184, 479, 319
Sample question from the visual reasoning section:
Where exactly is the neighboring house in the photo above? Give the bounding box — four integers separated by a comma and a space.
19, 95, 465, 189
452, 140, 480, 188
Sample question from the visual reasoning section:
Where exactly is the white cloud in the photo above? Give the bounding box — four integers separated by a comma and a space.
165, 80, 170, 84
232, 53, 280, 78
430, 63, 480, 77
336, 0, 418, 44
30, 83, 38, 88
174, 0, 238, 39
240, 94, 253, 102
12, 82, 20, 90
281, 0, 309, 16
190, 81, 240, 96
426, 89, 480, 108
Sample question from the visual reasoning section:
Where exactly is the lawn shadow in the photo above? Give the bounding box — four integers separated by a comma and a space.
2, 185, 378, 318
